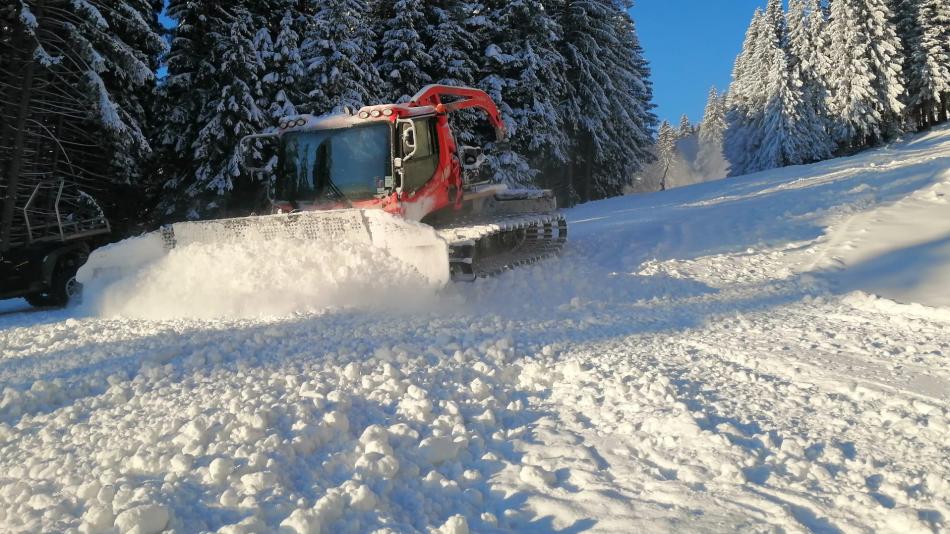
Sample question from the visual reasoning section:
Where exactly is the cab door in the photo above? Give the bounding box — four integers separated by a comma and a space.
398, 116, 440, 194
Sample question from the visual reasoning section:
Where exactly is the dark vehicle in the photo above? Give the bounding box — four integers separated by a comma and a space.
0, 180, 110, 307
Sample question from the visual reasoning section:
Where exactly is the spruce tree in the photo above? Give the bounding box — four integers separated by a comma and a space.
260, 9, 307, 124
826, 0, 906, 148
678, 115, 694, 138
656, 121, 677, 191
754, 47, 809, 170
157, 5, 268, 218
903, 0, 950, 128
785, 0, 835, 163
425, 1, 480, 87
887, 0, 922, 130
763, 0, 788, 48
191, 7, 268, 215
476, 0, 570, 188
724, 9, 766, 176
607, 8, 658, 192
155, 1, 221, 216
698, 86, 727, 170
301, 0, 382, 114
376, 0, 434, 102
555, 0, 656, 200
700, 87, 726, 148
806, 0, 834, 95
102, 0, 168, 184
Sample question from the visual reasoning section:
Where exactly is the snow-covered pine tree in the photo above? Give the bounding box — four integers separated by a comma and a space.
826, 0, 906, 148
247, 6, 305, 186
803, 0, 836, 137
301, 0, 383, 114
700, 87, 726, 148
743, 0, 836, 172
101, 0, 168, 185
896, 0, 950, 129
656, 121, 677, 191
423, 1, 480, 88
806, 0, 834, 91
189, 7, 268, 216
259, 9, 307, 124
548, 0, 614, 201
678, 115, 694, 138
555, 0, 656, 201
887, 0, 922, 130
698, 86, 727, 170
753, 47, 801, 170
763, 0, 787, 49
784, 0, 835, 164
155, 1, 221, 217
368, 0, 484, 96
604, 6, 658, 193
156, 5, 268, 218
475, 0, 570, 188
375, 0, 434, 103
724, 9, 766, 176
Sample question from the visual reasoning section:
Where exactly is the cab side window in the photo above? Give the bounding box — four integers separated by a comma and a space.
400, 117, 439, 193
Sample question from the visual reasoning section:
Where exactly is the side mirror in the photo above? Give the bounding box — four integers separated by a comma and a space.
397, 118, 419, 162
460, 146, 485, 170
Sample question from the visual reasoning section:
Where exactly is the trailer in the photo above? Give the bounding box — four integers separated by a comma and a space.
0, 179, 110, 307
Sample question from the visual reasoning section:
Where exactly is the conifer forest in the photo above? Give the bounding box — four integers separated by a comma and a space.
1, 0, 656, 230
2, 0, 948, 234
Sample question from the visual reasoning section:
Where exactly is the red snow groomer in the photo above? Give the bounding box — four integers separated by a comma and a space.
88, 86, 567, 285
251, 85, 568, 281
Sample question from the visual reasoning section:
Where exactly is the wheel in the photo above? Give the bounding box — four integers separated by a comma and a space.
24, 292, 55, 308
25, 255, 82, 308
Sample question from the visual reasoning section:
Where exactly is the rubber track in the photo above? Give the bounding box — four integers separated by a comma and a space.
437, 212, 568, 282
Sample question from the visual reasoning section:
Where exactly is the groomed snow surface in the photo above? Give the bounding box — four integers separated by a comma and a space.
2, 126, 949, 533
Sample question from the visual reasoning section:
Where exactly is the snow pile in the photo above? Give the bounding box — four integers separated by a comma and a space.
79, 228, 447, 319
0, 322, 552, 532
807, 161, 950, 307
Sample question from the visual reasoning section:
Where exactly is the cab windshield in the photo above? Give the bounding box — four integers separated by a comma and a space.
277, 123, 391, 205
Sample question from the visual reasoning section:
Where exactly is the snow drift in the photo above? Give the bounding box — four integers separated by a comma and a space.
77, 210, 449, 320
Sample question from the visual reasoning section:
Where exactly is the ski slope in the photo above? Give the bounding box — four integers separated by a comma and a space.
1, 126, 949, 533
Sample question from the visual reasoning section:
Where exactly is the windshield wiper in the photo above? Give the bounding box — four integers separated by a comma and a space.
325, 178, 353, 207
316, 141, 353, 207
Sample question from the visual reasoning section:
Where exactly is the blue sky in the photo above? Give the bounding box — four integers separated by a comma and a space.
159, 2, 765, 127
632, 1, 765, 125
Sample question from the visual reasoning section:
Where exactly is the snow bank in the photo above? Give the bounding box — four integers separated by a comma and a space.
809, 164, 950, 307
78, 211, 449, 320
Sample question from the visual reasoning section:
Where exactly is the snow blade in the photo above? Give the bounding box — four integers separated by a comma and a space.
78, 209, 450, 289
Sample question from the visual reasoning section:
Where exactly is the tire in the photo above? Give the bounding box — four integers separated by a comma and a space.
24, 292, 55, 308
25, 255, 82, 308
